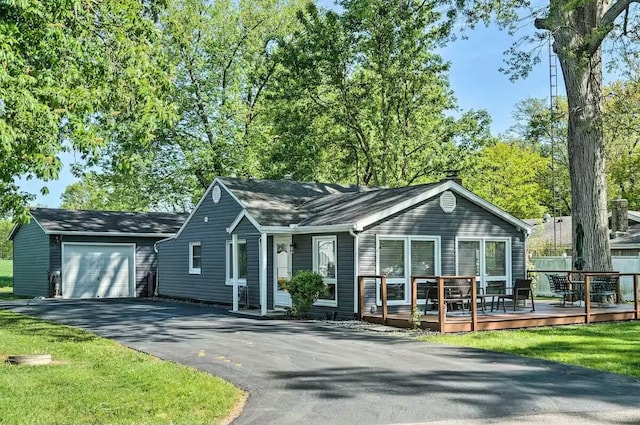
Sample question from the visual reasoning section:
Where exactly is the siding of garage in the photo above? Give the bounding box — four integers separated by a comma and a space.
12, 220, 50, 297
50, 235, 160, 297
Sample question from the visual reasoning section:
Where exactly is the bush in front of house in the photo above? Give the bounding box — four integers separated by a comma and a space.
287, 270, 325, 317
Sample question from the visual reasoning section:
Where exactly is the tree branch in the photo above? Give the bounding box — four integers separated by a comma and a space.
586, 0, 640, 55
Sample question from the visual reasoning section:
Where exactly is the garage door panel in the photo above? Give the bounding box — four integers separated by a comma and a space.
62, 244, 135, 298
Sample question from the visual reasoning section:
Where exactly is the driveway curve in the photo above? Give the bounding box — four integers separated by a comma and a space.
4, 299, 640, 425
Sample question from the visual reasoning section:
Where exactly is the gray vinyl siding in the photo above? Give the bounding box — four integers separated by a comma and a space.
232, 217, 261, 308
358, 194, 526, 313
49, 235, 160, 297
157, 184, 244, 304
12, 221, 49, 297
292, 232, 355, 319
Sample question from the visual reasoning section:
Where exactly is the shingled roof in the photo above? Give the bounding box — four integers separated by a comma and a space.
211, 177, 531, 234
10, 208, 188, 239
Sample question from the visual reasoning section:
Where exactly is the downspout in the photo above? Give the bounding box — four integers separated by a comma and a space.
349, 226, 359, 317
153, 241, 160, 296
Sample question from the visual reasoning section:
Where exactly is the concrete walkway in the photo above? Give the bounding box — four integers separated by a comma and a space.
4, 298, 640, 425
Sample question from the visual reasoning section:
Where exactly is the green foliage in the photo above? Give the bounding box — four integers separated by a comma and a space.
286, 270, 326, 316
0, 0, 174, 220
604, 78, 640, 209
0, 311, 243, 424
464, 142, 550, 219
0, 220, 13, 259
265, 0, 492, 186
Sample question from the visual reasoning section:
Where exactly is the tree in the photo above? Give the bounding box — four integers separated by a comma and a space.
506, 97, 571, 216
0, 0, 174, 220
448, 1, 640, 271
604, 77, 640, 208
0, 219, 13, 260
266, 0, 492, 186
463, 142, 550, 219
91, 0, 304, 203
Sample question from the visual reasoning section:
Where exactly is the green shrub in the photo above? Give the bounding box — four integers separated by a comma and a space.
287, 270, 326, 316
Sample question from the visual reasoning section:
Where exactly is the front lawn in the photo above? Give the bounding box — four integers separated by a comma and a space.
419, 322, 640, 379
0, 311, 244, 425
0, 259, 11, 287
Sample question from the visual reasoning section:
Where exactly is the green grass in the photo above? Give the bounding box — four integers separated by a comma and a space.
419, 322, 640, 379
0, 259, 12, 288
0, 311, 244, 425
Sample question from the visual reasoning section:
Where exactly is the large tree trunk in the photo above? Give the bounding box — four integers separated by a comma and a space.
548, 1, 612, 271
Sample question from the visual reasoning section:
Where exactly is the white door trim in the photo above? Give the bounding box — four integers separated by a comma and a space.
273, 235, 292, 307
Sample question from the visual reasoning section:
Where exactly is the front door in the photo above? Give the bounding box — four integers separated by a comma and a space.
274, 235, 292, 307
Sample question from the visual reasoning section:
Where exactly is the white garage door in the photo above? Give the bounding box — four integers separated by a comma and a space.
62, 243, 135, 299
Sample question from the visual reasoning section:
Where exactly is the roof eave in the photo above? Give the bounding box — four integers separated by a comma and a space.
51, 231, 177, 238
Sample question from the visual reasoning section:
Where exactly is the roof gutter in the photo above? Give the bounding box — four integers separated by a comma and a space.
42, 231, 178, 238
260, 223, 357, 234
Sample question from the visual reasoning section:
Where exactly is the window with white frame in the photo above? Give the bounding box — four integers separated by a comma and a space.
456, 238, 510, 292
226, 240, 247, 285
313, 236, 337, 306
189, 242, 202, 274
377, 236, 440, 305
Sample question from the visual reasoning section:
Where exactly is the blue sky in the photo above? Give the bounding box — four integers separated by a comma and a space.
20, 9, 560, 208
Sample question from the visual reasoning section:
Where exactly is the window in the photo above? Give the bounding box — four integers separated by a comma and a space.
226, 240, 247, 285
189, 242, 202, 275
456, 238, 510, 292
377, 236, 440, 305
313, 236, 337, 306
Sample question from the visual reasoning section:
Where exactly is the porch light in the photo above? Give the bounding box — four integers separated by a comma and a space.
289, 243, 296, 254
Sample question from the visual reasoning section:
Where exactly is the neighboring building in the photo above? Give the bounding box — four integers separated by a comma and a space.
157, 177, 532, 318
525, 202, 640, 257
9, 208, 187, 298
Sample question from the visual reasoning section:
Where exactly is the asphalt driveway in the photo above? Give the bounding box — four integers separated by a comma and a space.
4, 298, 640, 425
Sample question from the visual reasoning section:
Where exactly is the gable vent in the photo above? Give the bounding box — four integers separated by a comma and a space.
439, 191, 456, 213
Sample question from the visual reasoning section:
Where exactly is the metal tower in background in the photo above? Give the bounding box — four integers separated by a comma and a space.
548, 35, 561, 252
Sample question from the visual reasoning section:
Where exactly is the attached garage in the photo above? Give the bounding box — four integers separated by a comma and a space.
9, 208, 187, 299
62, 243, 135, 298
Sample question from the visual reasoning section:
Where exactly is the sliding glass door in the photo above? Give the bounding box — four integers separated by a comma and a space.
456, 238, 510, 292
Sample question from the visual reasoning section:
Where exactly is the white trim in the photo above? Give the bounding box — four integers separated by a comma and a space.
455, 236, 512, 291
225, 239, 247, 286
355, 180, 532, 235
375, 235, 442, 306
312, 235, 338, 307
273, 235, 293, 308
260, 233, 268, 316
227, 209, 262, 234
232, 234, 239, 312
188, 241, 202, 275
350, 229, 359, 314
175, 177, 246, 239
61, 242, 136, 298
262, 224, 356, 234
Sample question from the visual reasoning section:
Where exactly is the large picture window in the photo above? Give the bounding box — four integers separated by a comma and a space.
189, 242, 202, 275
313, 236, 337, 306
226, 240, 247, 285
377, 236, 440, 305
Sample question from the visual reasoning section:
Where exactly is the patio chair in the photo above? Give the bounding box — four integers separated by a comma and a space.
424, 278, 471, 313
496, 279, 535, 312
590, 275, 618, 307
548, 274, 579, 307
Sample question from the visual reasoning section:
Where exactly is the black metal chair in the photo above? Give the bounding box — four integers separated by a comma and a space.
590, 275, 618, 307
548, 274, 579, 307
496, 279, 535, 312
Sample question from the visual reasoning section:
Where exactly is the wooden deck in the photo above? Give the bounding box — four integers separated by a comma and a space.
362, 300, 639, 332
358, 273, 640, 333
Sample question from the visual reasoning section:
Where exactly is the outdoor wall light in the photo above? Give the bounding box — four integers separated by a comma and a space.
289, 243, 296, 254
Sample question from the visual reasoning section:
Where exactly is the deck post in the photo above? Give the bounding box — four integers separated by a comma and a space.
437, 277, 446, 333
584, 274, 591, 323
470, 277, 477, 331
358, 276, 365, 321
634, 274, 639, 320
616, 275, 622, 304
411, 276, 417, 324
381, 276, 388, 324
